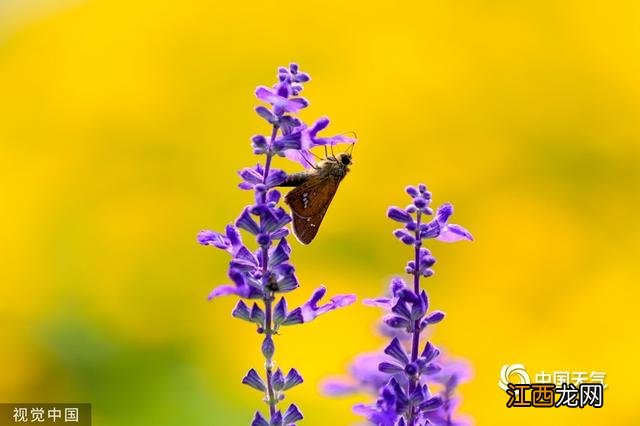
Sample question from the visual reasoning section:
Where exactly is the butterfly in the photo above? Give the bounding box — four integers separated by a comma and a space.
279, 150, 353, 244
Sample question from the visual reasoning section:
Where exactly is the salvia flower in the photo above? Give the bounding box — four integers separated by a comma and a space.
324, 185, 473, 425
198, 63, 355, 424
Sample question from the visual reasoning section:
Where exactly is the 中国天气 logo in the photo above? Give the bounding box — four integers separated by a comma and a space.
499, 364, 606, 408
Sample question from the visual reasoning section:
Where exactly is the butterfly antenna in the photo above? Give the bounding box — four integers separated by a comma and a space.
309, 149, 323, 161
346, 142, 355, 154
301, 151, 319, 170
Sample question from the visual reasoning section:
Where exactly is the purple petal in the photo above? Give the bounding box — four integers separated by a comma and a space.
282, 308, 303, 326
229, 247, 259, 272
352, 404, 377, 418
435, 203, 453, 225
384, 314, 410, 329
236, 208, 260, 235
225, 225, 243, 253
334, 294, 356, 307
406, 186, 419, 197
420, 220, 442, 239
250, 303, 265, 324
265, 169, 288, 188
260, 207, 291, 233
398, 289, 419, 304
308, 117, 330, 137
390, 277, 407, 295
393, 229, 416, 245
420, 395, 443, 412
256, 86, 307, 114
437, 224, 474, 242
231, 300, 251, 322
255, 106, 276, 124
255, 86, 279, 104
276, 81, 290, 97
349, 353, 392, 390
391, 300, 412, 319
271, 368, 285, 391
314, 294, 357, 317
275, 272, 299, 293
273, 297, 287, 325
421, 341, 440, 363
242, 368, 266, 392
251, 135, 268, 155
283, 404, 303, 424
301, 287, 355, 322
266, 189, 281, 205
251, 412, 269, 426
284, 148, 316, 169
307, 286, 327, 306
269, 241, 290, 268
261, 335, 274, 359
425, 310, 445, 324
207, 284, 245, 299
197, 230, 229, 250
384, 338, 409, 365
378, 362, 404, 374
422, 364, 442, 375
294, 72, 310, 82
320, 378, 359, 396
283, 368, 304, 390
271, 228, 289, 240
272, 134, 302, 155
387, 206, 413, 223
288, 97, 309, 110
238, 166, 263, 185
363, 297, 393, 309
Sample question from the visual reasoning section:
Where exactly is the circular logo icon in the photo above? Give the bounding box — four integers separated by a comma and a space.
498, 364, 530, 391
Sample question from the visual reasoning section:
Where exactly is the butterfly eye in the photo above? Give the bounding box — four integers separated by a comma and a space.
341, 155, 351, 166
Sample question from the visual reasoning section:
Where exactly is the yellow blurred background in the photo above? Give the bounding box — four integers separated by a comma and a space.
1, 0, 639, 425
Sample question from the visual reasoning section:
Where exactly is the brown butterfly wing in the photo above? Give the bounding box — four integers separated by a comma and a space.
284, 173, 342, 244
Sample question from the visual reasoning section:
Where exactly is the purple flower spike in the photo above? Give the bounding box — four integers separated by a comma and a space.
199, 63, 354, 423
328, 184, 473, 425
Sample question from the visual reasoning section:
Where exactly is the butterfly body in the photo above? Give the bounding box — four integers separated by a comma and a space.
280, 153, 352, 244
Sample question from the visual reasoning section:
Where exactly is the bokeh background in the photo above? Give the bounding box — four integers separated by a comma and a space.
1, 0, 639, 425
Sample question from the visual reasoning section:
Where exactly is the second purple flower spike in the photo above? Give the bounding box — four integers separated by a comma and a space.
323, 184, 473, 426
